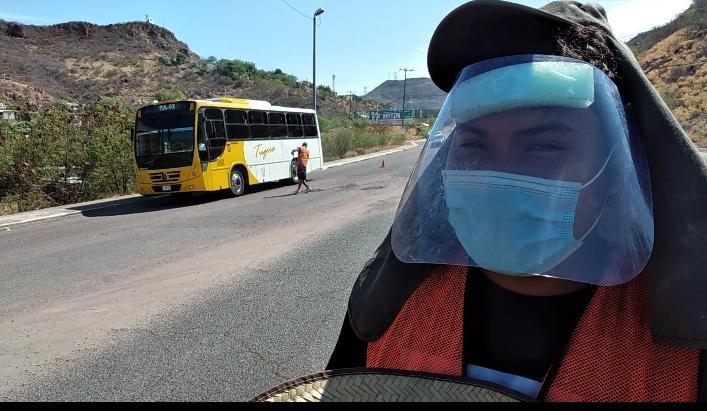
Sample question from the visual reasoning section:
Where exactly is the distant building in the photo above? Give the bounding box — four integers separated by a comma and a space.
0, 103, 17, 122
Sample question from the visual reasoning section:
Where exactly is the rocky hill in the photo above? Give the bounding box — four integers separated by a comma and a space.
364, 77, 446, 112
0, 20, 361, 116
628, 0, 706, 147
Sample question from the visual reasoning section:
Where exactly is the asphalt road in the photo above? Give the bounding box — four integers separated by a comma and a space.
0, 147, 421, 401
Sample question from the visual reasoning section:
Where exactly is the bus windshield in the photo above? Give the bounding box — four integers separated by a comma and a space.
135, 103, 195, 170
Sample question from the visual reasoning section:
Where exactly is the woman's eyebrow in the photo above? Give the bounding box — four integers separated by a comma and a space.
515, 122, 575, 137
458, 124, 487, 137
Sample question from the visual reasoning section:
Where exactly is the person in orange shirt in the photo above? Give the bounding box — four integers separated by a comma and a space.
291, 142, 313, 194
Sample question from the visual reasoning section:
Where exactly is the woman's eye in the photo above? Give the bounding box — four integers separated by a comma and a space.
460, 141, 486, 150
527, 143, 565, 153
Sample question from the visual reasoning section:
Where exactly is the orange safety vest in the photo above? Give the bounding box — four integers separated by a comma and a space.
366, 266, 699, 402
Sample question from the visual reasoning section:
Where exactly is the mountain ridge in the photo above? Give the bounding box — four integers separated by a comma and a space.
0, 19, 359, 116
364, 77, 446, 112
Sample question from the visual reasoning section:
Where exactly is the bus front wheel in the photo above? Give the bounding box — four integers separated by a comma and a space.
229, 168, 246, 197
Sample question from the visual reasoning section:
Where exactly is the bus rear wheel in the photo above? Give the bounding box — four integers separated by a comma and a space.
229, 168, 246, 197
290, 161, 300, 185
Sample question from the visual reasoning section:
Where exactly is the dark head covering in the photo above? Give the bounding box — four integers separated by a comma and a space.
348, 0, 707, 348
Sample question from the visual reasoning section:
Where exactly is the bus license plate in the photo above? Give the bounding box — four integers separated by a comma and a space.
162, 186, 172, 192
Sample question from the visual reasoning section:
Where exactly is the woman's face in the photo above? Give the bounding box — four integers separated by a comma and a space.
446, 107, 611, 237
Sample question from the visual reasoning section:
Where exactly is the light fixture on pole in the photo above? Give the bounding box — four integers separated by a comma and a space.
399, 68, 414, 129
312, 8, 325, 112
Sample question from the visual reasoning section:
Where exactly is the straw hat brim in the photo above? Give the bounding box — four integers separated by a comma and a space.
250, 368, 532, 402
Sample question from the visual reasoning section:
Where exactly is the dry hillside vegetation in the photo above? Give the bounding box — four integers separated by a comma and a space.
0, 20, 365, 116
0, 21, 196, 102
630, 0, 706, 147
0, 79, 54, 109
636, 27, 706, 147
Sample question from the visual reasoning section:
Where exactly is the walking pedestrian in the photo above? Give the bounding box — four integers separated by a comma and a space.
292, 142, 313, 194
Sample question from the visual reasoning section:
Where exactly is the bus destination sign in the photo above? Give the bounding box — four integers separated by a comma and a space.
143, 102, 189, 116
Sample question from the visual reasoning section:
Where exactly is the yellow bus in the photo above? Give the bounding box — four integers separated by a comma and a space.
133, 98, 323, 197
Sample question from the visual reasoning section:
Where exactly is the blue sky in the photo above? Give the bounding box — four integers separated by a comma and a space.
2, 0, 693, 95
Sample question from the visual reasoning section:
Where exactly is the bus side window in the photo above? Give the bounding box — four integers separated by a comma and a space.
197, 112, 209, 162
268, 112, 287, 139
303, 114, 318, 137
225, 109, 250, 141
204, 108, 227, 160
287, 113, 303, 138
249, 110, 270, 139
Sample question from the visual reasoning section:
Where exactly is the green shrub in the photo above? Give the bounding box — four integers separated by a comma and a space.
330, 128, 354, 158
0, 101, 137, 214
217, 59, 257, 79
153, 89, 185, 102
318, 116, 349, 132
317, 85, 336, 97
321, 124, 405, 161
158, 52, 189, 67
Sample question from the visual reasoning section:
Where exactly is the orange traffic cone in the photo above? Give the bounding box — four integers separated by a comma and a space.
381, 158, 386, 168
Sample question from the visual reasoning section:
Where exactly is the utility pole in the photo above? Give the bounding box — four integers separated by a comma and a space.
348, 90, 354, 121
399, 68, 414, 130
332, 74, 336, 95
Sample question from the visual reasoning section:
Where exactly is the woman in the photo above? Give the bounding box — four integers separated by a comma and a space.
326, 0, 707, 402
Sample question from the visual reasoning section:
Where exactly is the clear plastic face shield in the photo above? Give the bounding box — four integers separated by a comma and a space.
392, 55, 653, 286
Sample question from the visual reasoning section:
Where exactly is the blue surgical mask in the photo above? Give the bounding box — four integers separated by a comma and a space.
442, 151, 612, 276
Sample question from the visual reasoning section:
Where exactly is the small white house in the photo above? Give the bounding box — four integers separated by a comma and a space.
0, 103, 17, 122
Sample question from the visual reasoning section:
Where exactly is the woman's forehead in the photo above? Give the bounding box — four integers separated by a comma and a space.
457, 107, 602, 132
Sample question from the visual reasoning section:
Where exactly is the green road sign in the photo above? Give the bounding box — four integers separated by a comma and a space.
368, 110, 413, 122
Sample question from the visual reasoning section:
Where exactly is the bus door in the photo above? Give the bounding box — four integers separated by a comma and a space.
199, 108, 228, 190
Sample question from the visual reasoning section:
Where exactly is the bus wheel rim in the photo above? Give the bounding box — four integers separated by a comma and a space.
232, 173, 242, 193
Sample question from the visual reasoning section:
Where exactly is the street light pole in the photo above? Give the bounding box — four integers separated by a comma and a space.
312, 8, 325, 112
347, 90, 354, 122
399, 68, 413, 130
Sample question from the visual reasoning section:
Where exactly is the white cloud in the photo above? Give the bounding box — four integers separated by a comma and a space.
0, 13, 51, 24
604, 0, 692, 40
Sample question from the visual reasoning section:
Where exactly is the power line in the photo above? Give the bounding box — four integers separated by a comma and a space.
280, 0, 311, 20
